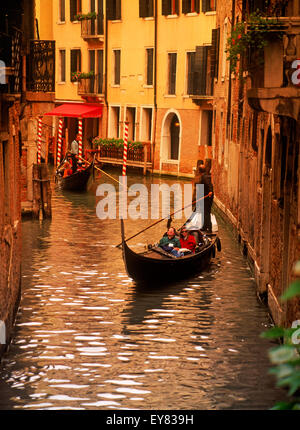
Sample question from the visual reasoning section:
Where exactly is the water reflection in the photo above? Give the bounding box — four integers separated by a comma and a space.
0, 170, 287, 410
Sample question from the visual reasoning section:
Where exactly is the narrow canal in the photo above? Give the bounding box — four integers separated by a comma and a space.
0, 172, 286, 410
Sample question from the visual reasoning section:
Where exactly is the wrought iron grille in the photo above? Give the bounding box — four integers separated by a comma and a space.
27, 40, 55, 92
77, 73, 103, 95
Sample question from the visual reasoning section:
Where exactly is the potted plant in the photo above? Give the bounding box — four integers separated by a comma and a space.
226, 12, 285, 75
74, 11, 97, 21
71, 70, 95, 82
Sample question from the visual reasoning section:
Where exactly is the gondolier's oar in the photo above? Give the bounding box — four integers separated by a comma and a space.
115, 192, 212, 248
77, 155, 128, 189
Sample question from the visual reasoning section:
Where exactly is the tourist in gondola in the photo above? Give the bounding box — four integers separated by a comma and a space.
179, 227, 197, 254
63, 160, 73, 177
158, 227, 183, 258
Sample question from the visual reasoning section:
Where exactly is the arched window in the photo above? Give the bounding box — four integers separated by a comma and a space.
170, 115, 180, 160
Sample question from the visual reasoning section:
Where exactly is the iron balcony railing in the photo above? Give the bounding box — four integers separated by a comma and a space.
77, 73, 104, 96
26, 40, 55, 92
81, 14, 104, 39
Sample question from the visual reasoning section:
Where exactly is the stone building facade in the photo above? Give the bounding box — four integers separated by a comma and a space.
0, 2, 24, 355
211, 0, 300, 326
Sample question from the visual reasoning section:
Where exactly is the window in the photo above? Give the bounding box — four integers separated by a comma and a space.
187, 47, 209, 95
126, 107, 136, 141
89, 50, 104, 93
109, 106, 121, 138
168, 53, 177, 95
59, 0, 66, 21
146, 48, 154, 86
211, 28, 220, 80
139, 0, 154, 17
141, 108, 153, 141
106, 0, 121, 20
170, 115, 180, 160
59, 50, 66, 82
182, 0, 200, 14
113, 49, 121, 85
70, 49, 81, 81
202, 0, 216, 12
162, 0, 179, 16
70, 0, 82, 21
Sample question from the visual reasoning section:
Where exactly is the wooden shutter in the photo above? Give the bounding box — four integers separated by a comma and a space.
162, 0, 171, 15
147, 0, 154, 16
174, 0, 179, 14
70, 50, 76, 77
70, 0, 76, 21
114, 50, 120, 84
147, 49, 154, 85
139, 0, 146, 17
89, 50, 95, 73
115, 0, 121, 19
211, 28, 220, 79
168, 53, 176, 94
195, 46, 208, 95
106, 0, 114, 20
202, 0, 209, 12
187, 52, 195, 94
182, 0, 190, 14
60, 0, 66, 21
97, 50, 103, 93
60, 50, 66, 81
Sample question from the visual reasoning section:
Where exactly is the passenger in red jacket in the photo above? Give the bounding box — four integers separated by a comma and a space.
179, 227, 196, 253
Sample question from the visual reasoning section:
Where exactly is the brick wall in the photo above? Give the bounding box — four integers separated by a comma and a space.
0, 99, 22, 358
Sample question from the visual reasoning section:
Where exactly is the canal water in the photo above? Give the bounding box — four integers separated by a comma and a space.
0, 171, 286, 410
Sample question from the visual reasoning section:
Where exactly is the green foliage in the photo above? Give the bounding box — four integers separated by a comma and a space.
261, 261, 300, 409
92, 137, 144, 151
226, 12, 284, 74
74, 12, 97, 21
71, 71, 95, 82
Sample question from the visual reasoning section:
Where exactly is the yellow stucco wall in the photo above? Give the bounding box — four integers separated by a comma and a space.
51, 0, 96, 102
36, 1, 216, 176
35, 0, 53, 40
107, 2, 216, 112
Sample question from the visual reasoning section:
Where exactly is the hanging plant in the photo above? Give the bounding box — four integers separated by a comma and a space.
93, 137, 144, 152
74, 11, 97, 21
226, 12, 285, 74
71, 70, 95, 82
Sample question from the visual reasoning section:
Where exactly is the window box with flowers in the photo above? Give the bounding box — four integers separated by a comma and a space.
74, 12, 97, 21
71, 70, 95, 83
226, 12, 285, 75
93, 138, 145, 161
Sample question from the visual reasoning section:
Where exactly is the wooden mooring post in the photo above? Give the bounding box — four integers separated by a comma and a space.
32, 163, 52, 220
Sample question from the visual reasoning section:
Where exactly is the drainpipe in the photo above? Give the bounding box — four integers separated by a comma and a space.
104, 8, 108, 137
152, 0, 158, 174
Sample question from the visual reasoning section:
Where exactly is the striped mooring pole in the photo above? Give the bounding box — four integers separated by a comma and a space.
57, 117, 63, 166
122, 122, 129, 176
78, 118, 83, 159
37, 116, 43, 164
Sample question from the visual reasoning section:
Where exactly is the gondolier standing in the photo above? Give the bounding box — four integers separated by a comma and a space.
70, 134, 80, 173
193, 160, 214, 233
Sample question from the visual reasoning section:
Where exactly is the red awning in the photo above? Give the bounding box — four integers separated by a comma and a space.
45, 103, 103, 118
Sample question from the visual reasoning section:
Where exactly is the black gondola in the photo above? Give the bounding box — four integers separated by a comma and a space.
120, 212, 221, 285
55, 158, 94, 192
